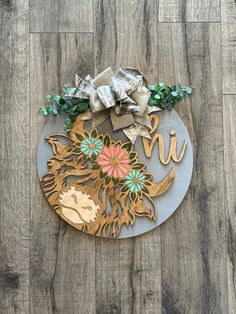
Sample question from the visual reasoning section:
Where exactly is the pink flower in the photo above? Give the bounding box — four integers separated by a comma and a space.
98, 145, 130, 179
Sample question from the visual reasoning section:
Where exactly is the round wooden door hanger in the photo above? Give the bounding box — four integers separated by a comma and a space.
38, 110, 193, 239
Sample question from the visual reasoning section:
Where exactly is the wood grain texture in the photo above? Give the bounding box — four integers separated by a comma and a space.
29, 33, 95, 313
94, 1, 161, 313
94, 0, 158, 83
0, 0, 30, 313
157, 23, 227, 313
158, 0, 220, 22
30, 0, 94, 32
222, 0, 236, 23
223, 96, 236, 314
0, 0, 235, 313
222, 24, 236, 94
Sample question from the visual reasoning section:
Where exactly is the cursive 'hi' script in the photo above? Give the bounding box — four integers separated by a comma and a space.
142, 114, 187, 165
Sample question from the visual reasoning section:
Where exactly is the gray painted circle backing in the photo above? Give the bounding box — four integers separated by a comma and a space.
37, 110, 193, 239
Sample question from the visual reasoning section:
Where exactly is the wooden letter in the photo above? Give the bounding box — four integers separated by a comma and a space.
143, 115, 187, 164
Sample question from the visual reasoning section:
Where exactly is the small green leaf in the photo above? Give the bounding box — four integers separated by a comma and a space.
130, 192, 136, 201
154, 94, 161, 100
99, 171, 106, 178
62, 103, 69, 111
46, 95, 55, 101
52, 108, 58, 116
129, 152, 136, 160
46, 106, 53, 114
76, 133, 84, 141
39, 107, 49, 117
76, 102, 89, 113
154, 84, 160, 92
104, 134, 111, 147
112, 177, 119, 185
64, 117, 72, 132
186, 87, 192, 94
122, 142, 132, 152
171, 91, 178, 97
91, 155, 97, 162
144, 174, 152, 180
72, 148, 81, 153
149, 84, 156, 91
68, 114, 76, 123
148, 98, 158, 106
142, 186, 149, 194
91, 129, 98, 138
92, 163, 100, 170
63, 87, 76, 95
132, 163, 145, 170
121, 186, 129, 193
105, 176, 111, 185
54, 95, 66, 105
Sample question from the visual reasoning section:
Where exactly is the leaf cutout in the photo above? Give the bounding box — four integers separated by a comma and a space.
92, 163, 100, 170
84, 131, 89, 138
130, 192, 136, 201
104, 134, 110, 147
132, 163, 145, 170
105, 176, 111, 185
129, 152, 136, 160
76, 133, 84, 141
121, 186, 129, 192
142, 186, 149, 194
91, 129, 98, 138
112, 177, 119, 185
91, 155, 97, 162
122, 142, 132, 152
99, 171, 106, 178
72, 148, 81, 153
144, 174, 152, 180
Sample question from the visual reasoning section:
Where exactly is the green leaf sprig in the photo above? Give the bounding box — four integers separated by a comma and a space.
39, 81, 193, 133
148, 82, 193, 110
38, 88, 89, 133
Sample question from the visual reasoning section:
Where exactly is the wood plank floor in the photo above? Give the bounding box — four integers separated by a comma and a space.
0, 0, 235, 313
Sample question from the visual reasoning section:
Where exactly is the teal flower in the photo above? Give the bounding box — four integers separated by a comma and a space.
80, 137, 103, 157
124, 170, 146, 193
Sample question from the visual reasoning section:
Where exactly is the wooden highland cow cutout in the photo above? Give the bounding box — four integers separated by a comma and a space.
40, 113, 184, 238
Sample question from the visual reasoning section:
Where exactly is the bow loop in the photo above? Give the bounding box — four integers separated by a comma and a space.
73, 67, 155, 143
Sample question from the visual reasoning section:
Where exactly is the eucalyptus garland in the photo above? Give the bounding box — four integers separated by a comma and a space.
148, 83, 193, 110
39, 83, 193, 133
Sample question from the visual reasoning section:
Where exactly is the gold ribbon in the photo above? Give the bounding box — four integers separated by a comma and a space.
67, 67, 161, 143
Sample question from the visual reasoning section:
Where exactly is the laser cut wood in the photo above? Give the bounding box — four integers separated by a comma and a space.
143, 114, 187, 164
40, 114, 175, 238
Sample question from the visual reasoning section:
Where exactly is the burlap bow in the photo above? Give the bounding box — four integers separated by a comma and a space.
65, 67, 160, 143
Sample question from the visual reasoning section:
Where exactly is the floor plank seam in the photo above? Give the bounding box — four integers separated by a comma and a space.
29, 31, 95, 34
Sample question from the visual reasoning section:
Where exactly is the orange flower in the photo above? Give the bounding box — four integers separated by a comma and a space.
98, 145, 130, 179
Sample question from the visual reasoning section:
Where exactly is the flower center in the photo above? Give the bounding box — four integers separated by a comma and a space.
133, 178, 140, 185
109, 157, 120, 167
89, 143, 95, 149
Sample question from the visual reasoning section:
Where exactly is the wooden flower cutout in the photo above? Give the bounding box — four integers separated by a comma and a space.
98, 145, 130, 179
